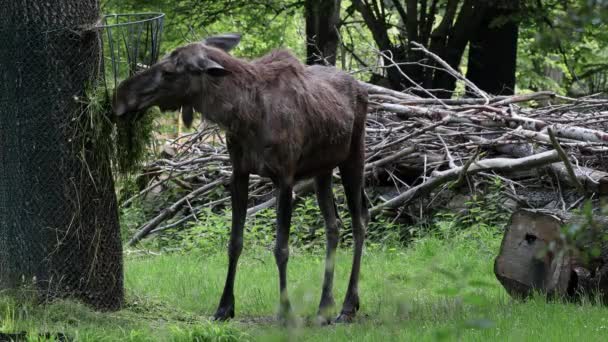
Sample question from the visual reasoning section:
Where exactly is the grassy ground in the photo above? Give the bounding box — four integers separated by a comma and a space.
2, 224, 608, 341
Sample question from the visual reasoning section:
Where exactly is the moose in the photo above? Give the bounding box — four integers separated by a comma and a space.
114, 34, 369, 324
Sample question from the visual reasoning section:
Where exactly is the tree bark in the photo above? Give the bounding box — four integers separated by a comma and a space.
354, 0, 520, 97
0, 0, 124, 309
305, 0, 342, 65
352, 0, 407, 89
430, 0, 487, 97
466, 4, 519, 95
354, 0, 487, 95
495, 210, 608, 303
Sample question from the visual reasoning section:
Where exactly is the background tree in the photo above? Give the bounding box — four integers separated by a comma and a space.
100, 0, 608, 96
0, 0, 123, 309
305, 0, 342, 65
517, 0, 608, 95
349, 0, 521, 96
466, 2, 520, 95
103, 0, 304, 56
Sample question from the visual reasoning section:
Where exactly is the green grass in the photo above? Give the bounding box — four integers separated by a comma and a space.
2, 224, 608, 341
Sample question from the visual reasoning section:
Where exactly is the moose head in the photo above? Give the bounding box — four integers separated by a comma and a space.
113, 33, 242, 127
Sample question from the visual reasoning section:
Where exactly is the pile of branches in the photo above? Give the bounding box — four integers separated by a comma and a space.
125, 45, 608, 246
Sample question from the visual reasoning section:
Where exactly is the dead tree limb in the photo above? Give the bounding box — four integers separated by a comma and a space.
548, 128, 586, 195
370, 150, 560, 214
128, 178, 228, 246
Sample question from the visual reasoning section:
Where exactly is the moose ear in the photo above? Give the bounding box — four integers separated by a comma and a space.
203, 33, 242, 52
186, 54, 231, 77
201, 58, 231, 77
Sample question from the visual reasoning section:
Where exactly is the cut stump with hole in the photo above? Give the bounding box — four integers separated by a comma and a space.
494, 209, 608, 303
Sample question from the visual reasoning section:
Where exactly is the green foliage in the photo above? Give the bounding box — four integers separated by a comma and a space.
170, 208, 232, 253
123, 176, 511, 255
549, 200, 608, 267
517, 1, 608, 94
435, 179, 511, 233
102, 0, 306, 59
101, 0, 608, 94
146, 187, 410, 254
84, 87, 160, 176
114, 106, 161, 175
119, 200, 148, 241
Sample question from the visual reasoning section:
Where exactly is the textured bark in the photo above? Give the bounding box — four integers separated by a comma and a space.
426, 0, 460, 89
354, 0, 487, 95
466, 4, 519, 95
430, 0, 487, 96
0, 0, 124, 309
354, 0, 520, 97
495, 210, 608, 303
305, 0, 342, 65
352, 0, 404, 89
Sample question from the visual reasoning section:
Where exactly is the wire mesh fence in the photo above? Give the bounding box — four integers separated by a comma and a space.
100, 13, 165, 93
0, 5, 164, 310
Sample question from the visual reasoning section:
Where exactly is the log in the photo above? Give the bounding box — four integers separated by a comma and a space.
494, 209, 608, 303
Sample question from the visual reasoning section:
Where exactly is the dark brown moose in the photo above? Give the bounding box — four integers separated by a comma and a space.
114, 34, 369, 324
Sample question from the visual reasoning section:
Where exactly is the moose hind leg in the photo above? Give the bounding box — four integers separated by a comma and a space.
274, 184, 294, 322
337, 159, 367, 323
214, 172, 249, 321
314, 173, 341, 324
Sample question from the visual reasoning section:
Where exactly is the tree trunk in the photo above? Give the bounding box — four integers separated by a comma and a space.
495, 210, 608, 303
466, 5, 519, 95
305, 0, 342, 65
430, 0, 487, 97
351, 0, 409, 90
353, 0, 486, 95
0, 0, 124, 310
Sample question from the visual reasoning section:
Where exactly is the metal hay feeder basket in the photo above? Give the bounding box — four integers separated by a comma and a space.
99, 12, 165, 95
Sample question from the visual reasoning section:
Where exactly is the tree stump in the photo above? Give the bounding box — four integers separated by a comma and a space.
494, 209, 608, 303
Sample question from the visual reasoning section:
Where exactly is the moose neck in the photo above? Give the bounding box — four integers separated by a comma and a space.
194, 49, 259, 134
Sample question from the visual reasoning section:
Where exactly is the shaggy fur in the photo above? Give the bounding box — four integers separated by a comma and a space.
114, 34, 369, 324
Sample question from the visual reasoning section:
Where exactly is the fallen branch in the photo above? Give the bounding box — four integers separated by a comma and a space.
128, 177, 228, 246
411, 41, 490, 102
370, 150, 560, 214
247, 180, 315, 216
548, 128, 586, 195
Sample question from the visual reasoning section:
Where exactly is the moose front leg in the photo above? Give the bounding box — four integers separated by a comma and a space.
274, 183, 294, 322
214, 171, 249, 321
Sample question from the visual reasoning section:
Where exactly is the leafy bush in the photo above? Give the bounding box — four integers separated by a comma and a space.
434, 178, 511, 234
123, 175, 513, 254
139, 190, 442, 254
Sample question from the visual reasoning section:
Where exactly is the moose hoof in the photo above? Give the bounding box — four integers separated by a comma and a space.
213, 307, 235, 321
278, 308, 300, 327
314, 314, 333, 326
335, 311, 357, 324
278, 314, 301, 328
